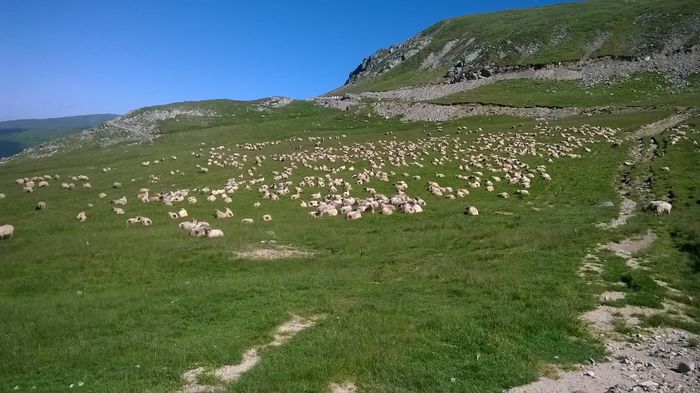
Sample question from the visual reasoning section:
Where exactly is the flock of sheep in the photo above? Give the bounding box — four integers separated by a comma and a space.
2, 121, 689, 242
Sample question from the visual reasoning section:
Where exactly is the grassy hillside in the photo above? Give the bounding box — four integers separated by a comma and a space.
338, 0, 700, 93
0, 114, 119, 158
0, 99, 697, 391
433, 73, 700, 108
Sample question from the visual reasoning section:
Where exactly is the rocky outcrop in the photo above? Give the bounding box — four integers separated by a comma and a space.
345, 28, 436, 84
15, 105, 218, 159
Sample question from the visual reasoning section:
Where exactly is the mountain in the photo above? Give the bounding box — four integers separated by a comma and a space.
335, 0, 700, 94
0, 114, 119, 158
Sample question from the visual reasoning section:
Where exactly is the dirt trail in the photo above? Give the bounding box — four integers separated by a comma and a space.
514, 231, 699, 393
627, 112, 693, 140
597, 112, 693, 229
180, 314, 323, 393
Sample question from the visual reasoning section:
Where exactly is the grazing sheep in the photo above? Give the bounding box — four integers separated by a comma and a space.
35, 201, 46, 210
214, 209, 228, 219
465, 206, 479, 216
126, 217, 140, 224
206, 228, 224, 238
187, 197, 197, 204
497, 192, 510, 199
206, 195, 217, 202
253, 202, 261, 207
241, 218, 254, 224
112, 196, 127, 206
262, 214, 272, 221
76, 212, 87, 222
113, 207, 125, 215
141, 217, 152, 226
98, 193, 107, 199
0, 193, 4, 199
646, 200, 672, 215
345, 210, 362, 220
515, 189, 529, 198
0, 224, 14, 240
177, 208, 188, 218
113, 182, 122, 189
168, 212, 179, 219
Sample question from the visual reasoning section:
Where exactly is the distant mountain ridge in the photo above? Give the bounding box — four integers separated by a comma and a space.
0, 114, 119, 159
0, 114, 119, 130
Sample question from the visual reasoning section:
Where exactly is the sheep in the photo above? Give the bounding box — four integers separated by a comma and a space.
140, 217, 152, 226
497, 192, 510, 199
0, 193, 4, 199
345, 210, 362, 220
241, 218, 254, 224
206, 195, 217, 202
113, 207, 125, 215
515, 189, 529, 198
168, 212, 179, 219
262, 214, 272, 221
35, 201, 46, 210
38, 180, 49, 188
76, 212, 87, 222
113, 182, 122, 189
187, 197, 198, 204
112, 196, 127, 206
177, 208, 188, 218
0, 224, 14, 240
465, 206, 479, 216
214, 209, 228, 219
253, 202, 261, 207
646, 200, 672, 215
206, 228, 224, 238
98, 193, 107, 199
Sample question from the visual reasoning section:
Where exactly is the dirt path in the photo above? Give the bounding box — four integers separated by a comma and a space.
597, 112, 693, 229
513, 232, 699, 393
180, 314, 323, 393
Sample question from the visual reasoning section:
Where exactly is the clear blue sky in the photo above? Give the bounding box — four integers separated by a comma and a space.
1, 0, 570, 120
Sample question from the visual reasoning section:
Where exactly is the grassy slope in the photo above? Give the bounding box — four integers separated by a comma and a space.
433, 73, 700, 108
337, 0, 700, 94
1, 100, 696, 391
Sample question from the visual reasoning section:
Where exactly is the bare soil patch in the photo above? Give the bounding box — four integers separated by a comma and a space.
233, 245, 314, 260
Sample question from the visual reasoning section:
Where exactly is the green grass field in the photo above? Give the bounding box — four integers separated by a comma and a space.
433, 73, 700, 108
0, 100, 697, 392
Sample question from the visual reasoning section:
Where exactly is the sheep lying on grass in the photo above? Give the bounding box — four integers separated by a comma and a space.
0, 224, 14, 240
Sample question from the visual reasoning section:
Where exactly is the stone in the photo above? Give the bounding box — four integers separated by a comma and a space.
675, 361, 695, 373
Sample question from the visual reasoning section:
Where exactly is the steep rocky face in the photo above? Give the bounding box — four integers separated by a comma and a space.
345, 27, 437, 84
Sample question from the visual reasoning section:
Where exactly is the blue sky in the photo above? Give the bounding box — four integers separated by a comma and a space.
1, 0, 570, 120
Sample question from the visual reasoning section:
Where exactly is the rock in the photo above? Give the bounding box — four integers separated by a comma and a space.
584, 371, 595, 377
637, 380, 659, 388
596, 201, 615, 208
675, 361, 695, 373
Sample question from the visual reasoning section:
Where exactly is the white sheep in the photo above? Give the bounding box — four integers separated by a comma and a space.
262, 214, 272, 221
206, 228, 224, 238
76, 212, 87, 222
497, 192, 510, 199
168, 212, 179, 219
0, 193, 4, 199
241, 218, 254, 224
465, 206, 479, 216
113, 207, 125, 215
345, 211, 362, 220
177, 208, 188, 218
647, 201, 672, 215
0, 224, 14, 240
98, 193, 107, 199
35, 201, 46, 210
